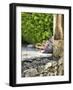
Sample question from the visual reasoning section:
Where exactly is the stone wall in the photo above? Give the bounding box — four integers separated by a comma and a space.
21, 56, 64, 77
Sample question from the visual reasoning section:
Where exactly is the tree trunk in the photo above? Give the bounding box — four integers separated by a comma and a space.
54, 14, 64, 40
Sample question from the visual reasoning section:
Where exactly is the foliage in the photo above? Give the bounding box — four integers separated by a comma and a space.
21, 12, 53, 44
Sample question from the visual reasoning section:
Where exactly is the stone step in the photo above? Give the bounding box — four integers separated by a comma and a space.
21, 51, 52, 61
